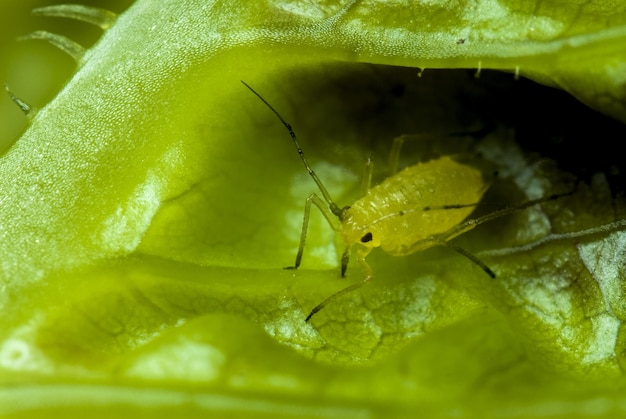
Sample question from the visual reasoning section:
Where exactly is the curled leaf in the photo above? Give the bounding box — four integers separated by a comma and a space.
1, 0, 626, 417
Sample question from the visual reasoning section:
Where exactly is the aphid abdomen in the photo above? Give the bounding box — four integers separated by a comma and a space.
343, 156, 488, 255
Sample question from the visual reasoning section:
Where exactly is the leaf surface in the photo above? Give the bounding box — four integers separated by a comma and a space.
1, 0, 626, 417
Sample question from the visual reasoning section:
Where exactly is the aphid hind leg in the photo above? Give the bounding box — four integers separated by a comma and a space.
286, 193, 341, 270
412, 190, 575, 276
435, 190, 575, 245
306, 247, 373, 322
431, 238, 496, 278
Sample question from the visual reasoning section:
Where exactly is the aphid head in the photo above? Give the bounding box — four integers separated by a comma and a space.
340, 209, 381, 249
360, 232, 373, 243
357, 229, 381, 249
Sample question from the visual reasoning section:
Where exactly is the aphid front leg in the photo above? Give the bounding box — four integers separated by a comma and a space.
287, 193, 341, 270
241, 81, 349, 275
305, 247, 373, 322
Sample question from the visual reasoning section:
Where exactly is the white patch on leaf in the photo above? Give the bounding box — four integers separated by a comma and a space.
582, 313, 619, 364
126, 337, 226, 382
397, 276, 437, 332
578, 230, 626, 317
604, 62, 626, 86
0, 336, 52, 373
100, 172, 161, 253
272, 0, 326, 19
264, 296, 326, 351
461, 0, 565, 41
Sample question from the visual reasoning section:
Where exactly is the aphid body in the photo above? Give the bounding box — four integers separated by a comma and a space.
242, 80, 566, 321
341, 156, 487, 256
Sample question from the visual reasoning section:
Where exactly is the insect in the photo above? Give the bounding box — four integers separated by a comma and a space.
242, 81, 570, 322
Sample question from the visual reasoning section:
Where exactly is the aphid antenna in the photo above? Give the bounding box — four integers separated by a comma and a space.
241, 81, 342, 217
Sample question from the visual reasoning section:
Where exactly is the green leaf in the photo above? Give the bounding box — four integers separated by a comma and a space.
1, 0, 626, 417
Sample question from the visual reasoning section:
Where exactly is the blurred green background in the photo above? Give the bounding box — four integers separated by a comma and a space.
0, 0, 133, 149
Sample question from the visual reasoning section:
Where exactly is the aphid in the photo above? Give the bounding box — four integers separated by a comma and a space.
242, 81, 570, 322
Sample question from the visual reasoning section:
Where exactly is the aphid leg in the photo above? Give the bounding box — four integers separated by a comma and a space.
437, 190, 575, 243
242, 81, 378, 320
286, 193, 341, 270
416, 190, 575, 276
389, 134, 441, 175
360, 157, 373, 197
340, 246, 351, 278
431, 238, 496, 278
388, 135, 408, 175
306, 248, 373, 322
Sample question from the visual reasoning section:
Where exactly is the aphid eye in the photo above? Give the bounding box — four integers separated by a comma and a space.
360, 232, 373, 243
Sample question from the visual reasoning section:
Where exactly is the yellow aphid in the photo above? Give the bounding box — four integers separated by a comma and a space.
341, 156, 487, 256
242, 81, 568, 322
